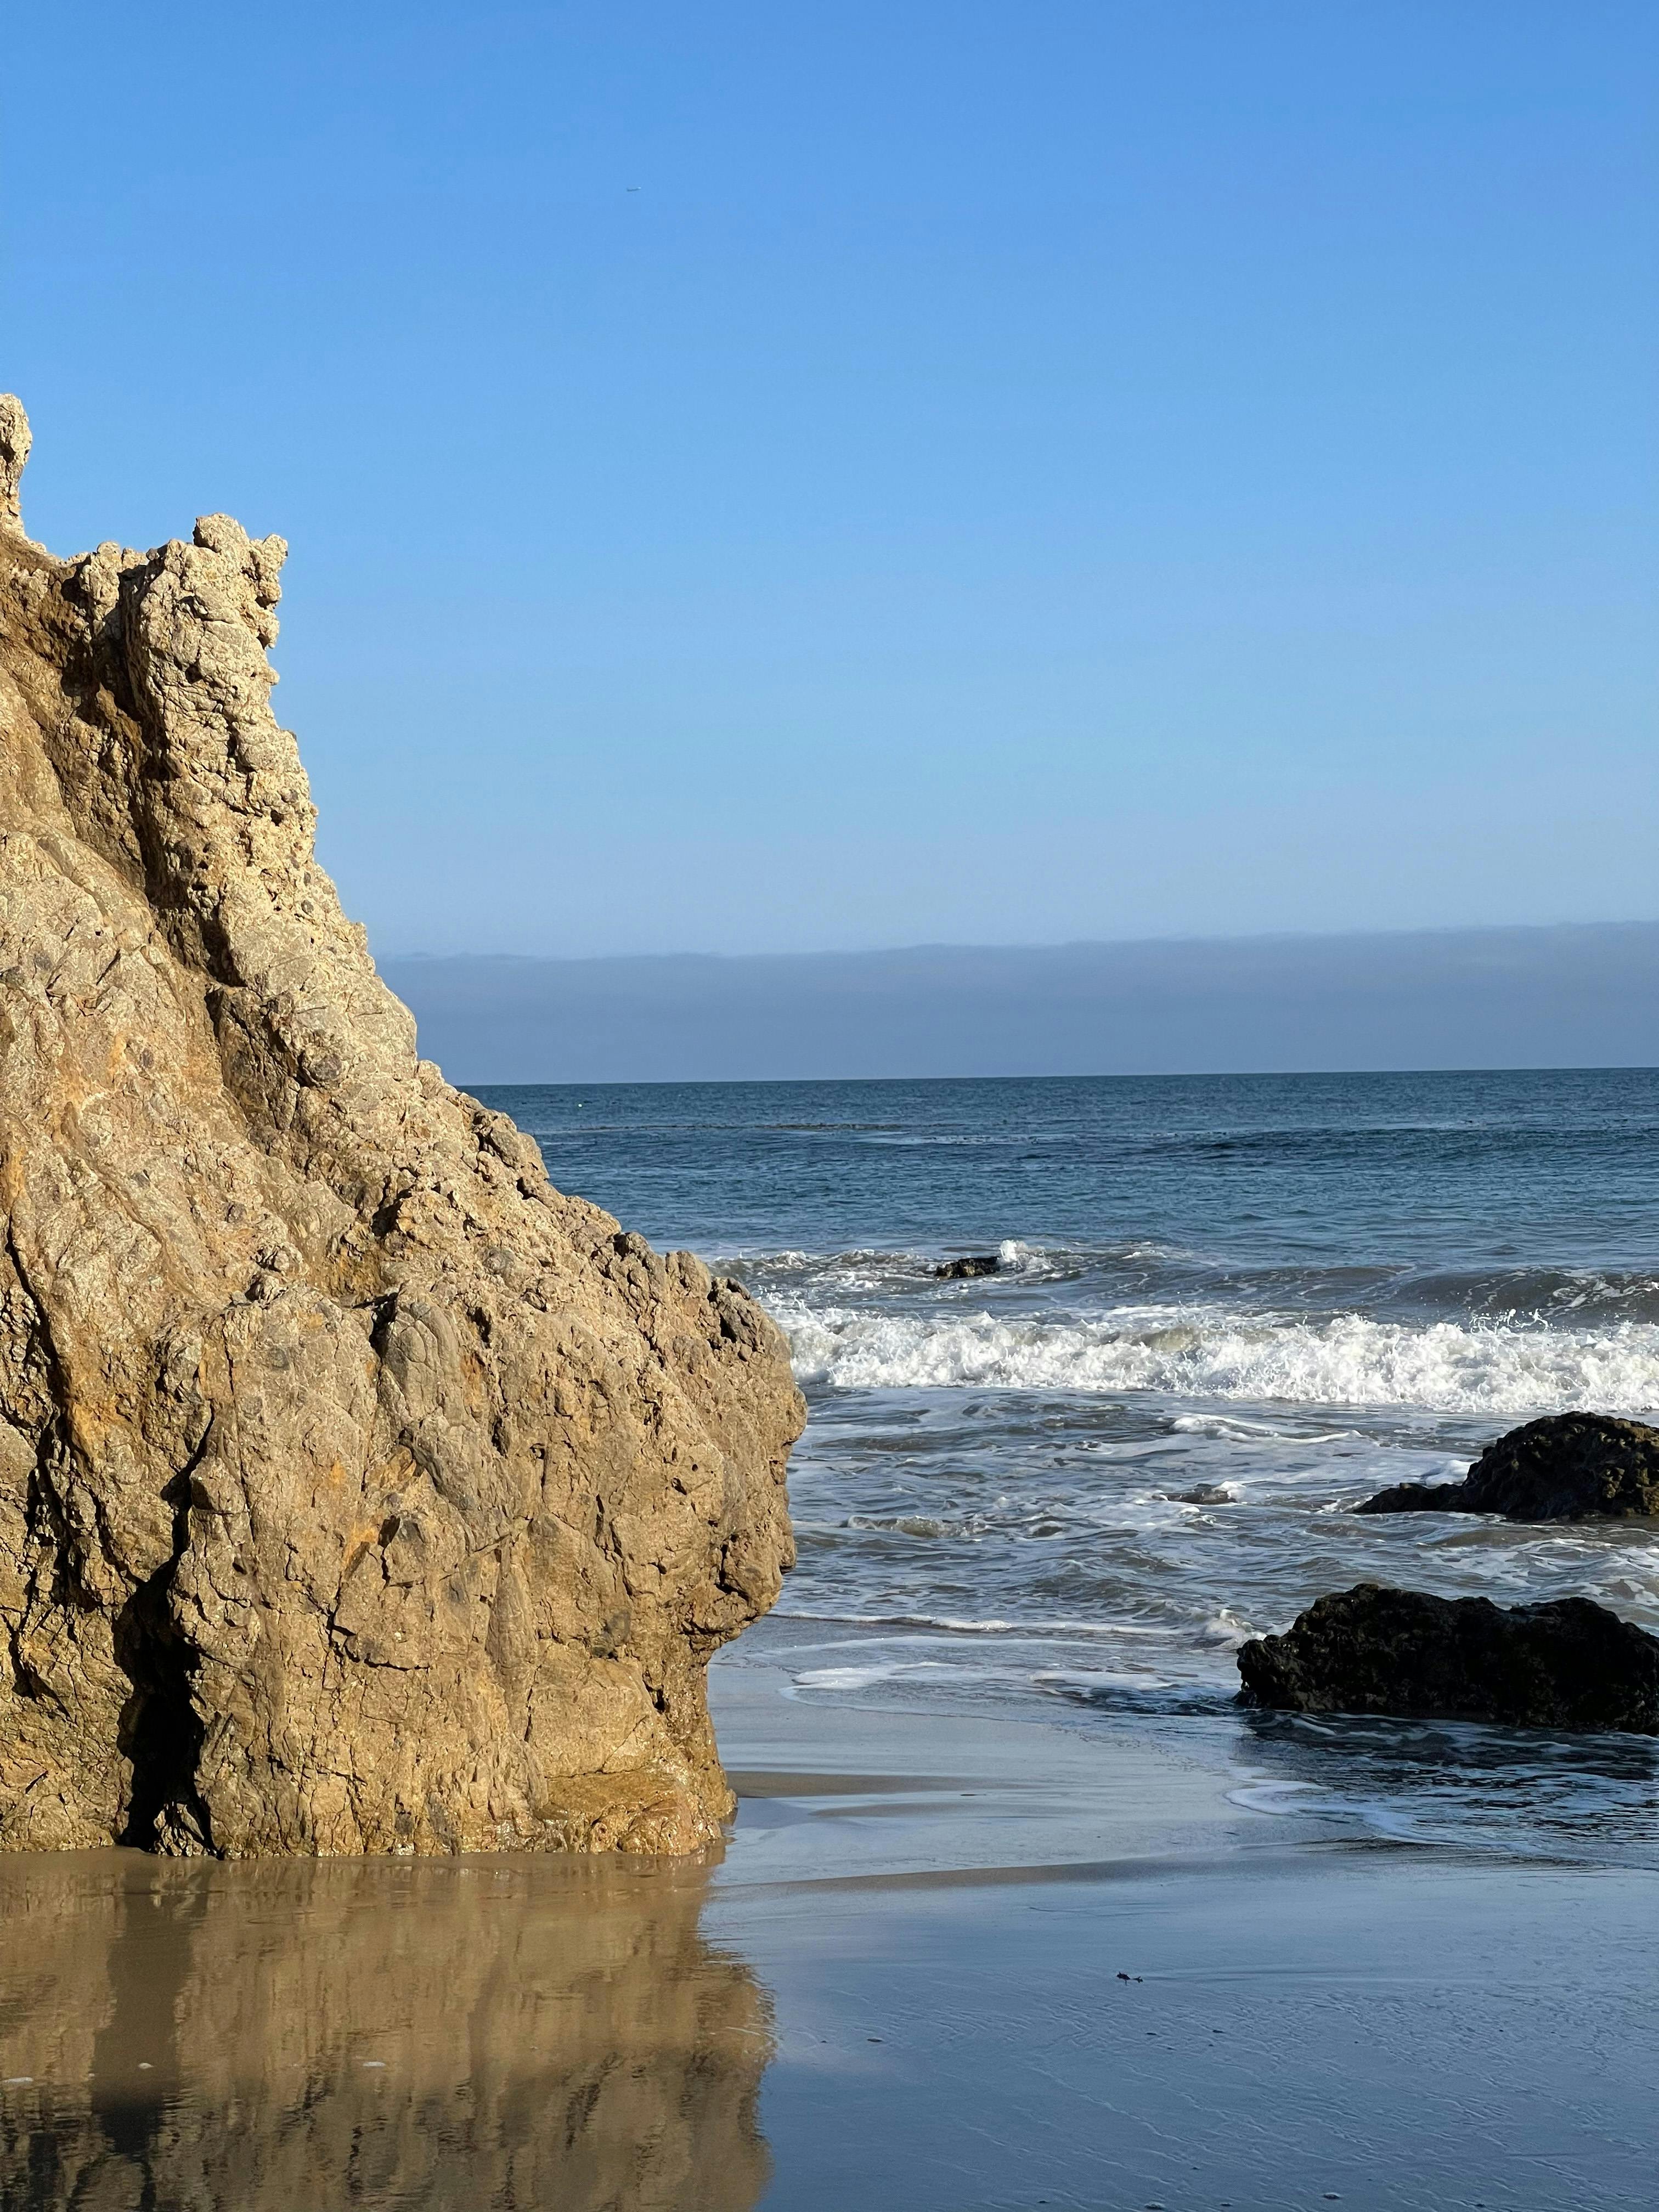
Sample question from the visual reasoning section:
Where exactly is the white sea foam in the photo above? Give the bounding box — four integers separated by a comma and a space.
1199, 1607, 1255, 1647
994, 1238, 1074, 1276
1169, 1413, 1362, 1443
779, 1300, 1659, 1415
846, 1513, 952, 1538
771, 1608, 1182, 1639
789, 1661, 984, 1692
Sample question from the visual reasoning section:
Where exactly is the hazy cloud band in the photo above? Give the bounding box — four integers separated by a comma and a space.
383, 924, 1659, 1086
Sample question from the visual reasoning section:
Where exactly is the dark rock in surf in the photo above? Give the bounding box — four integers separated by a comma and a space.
1355, 1480, 1472, 1515
1356, 1412, 1659, 1522
935, 1255, 1000, 1279
1237, 1583, 1659, 1733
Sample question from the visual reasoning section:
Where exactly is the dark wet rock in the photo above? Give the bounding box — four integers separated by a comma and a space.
1355, 1480, 1472, 1515
935, 1255, 1000, 1279
1171, 1485, 1233, 1506
1356, 1413, 1659, 1522
1237, 1583, 1659, 1733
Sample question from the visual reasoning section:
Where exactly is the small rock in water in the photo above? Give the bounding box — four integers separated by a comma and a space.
1171, 1484, 1232, 1506
1237, 1583, 1659, 1733
934, 1254, 1000, 1279
1356, 1412, 1659, 1522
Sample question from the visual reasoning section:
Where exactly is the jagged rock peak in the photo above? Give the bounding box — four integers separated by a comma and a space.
0, 396, 803, 1858
0, 396, 30, 535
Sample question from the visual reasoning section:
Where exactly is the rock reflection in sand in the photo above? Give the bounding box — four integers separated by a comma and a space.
0, 1849, 771, 2212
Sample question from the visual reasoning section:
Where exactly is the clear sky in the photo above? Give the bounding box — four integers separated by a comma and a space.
7, 3, 1655, 958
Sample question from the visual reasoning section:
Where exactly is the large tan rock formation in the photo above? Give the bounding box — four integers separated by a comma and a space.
0, 398, 802, 1856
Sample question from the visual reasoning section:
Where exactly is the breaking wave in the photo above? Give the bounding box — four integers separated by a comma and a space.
779, 1300, 1659, 1415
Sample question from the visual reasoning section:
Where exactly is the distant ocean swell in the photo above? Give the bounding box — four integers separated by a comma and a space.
737, 1240, 1659, 1317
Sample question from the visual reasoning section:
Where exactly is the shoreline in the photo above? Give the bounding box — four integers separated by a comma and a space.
709, 1638, 1659, 2210
0, 1640, 1651, 2209
710, 1629, 1260, 1891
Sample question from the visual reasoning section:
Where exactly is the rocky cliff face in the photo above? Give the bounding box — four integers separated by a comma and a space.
0, 399, 803, 1856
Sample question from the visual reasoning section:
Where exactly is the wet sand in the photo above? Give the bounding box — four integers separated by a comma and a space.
0, 1639, 1652, 2210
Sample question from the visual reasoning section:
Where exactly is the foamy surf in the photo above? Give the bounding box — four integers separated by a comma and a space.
495, 1066, 1659, 1865
779, 1300, 1659, 1415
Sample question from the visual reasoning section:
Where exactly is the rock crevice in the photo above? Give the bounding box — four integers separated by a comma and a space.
0, 399, 803, 1855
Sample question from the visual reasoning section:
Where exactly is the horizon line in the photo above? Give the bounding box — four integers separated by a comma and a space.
382, 917, 1659, 966
458, 1063, 1659, 1090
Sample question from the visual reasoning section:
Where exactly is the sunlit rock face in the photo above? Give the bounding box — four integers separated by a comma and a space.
0, 1852, 772, 2209
0, 398, 802, 1857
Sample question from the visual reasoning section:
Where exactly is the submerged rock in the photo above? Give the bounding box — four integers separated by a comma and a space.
1356, 1412, 1659, 1522
1237, 1583, 1659, 1733
935, 1255, 1000, 1279
0, 399, 803, 1857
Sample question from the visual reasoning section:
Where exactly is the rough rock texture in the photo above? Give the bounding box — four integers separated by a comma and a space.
1356, 1412, 1659, 1522
1237, 1583, 1659, 1733
934, 1254, 1000, 1279
0, 399, 803, 1857
0, 398, 30, 539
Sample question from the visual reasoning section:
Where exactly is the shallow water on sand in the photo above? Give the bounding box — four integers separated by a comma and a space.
4, 1684, 1656, 2212
487, 1069, 1659, 1864
0, 1849, 770, 2210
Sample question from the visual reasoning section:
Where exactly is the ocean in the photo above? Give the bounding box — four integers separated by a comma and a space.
481, 1069, 1659, 1866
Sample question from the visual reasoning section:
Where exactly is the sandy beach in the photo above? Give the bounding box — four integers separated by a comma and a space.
0, 1617, 1650, 2210
713, 1626, 1658, 2211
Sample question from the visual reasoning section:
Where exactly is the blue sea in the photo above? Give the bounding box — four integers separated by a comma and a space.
481, 1069, 1659, 1864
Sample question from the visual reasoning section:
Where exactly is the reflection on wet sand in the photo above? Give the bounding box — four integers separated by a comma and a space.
0, 1849, 771, 2212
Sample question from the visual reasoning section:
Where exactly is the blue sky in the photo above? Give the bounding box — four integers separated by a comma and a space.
7, 3, 1655, 957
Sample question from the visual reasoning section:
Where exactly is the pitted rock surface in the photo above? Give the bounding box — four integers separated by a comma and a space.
0, 398, 803, 1857
1356, 1412, 1659, 1522
1238, 1583, 1659, 1733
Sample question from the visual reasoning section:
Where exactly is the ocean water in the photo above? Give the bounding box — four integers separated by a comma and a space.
480, 1070, 1659, 1864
